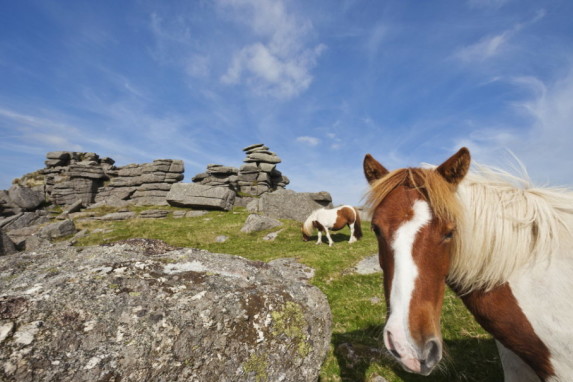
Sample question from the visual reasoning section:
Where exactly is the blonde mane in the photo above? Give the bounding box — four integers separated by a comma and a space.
366, 164, 573, 293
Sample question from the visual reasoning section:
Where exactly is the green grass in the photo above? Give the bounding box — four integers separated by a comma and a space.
73, 206, 503, 382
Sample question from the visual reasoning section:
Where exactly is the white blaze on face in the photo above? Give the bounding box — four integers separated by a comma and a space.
383, 200, 432, 371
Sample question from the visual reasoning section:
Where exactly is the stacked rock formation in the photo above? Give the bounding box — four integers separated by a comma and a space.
95, 159, 184, 206
192, 144, 289, 196
42, 152, 115, 206
13, 152, 184, 208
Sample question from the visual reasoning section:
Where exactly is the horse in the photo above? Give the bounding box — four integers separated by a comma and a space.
302, 205, 363, 246
363, 147, 573, 381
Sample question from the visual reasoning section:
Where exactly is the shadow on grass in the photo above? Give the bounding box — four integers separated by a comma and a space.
332, 325, 503, 382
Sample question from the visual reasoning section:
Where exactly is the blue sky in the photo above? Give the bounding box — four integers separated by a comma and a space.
1, 0, 572, 206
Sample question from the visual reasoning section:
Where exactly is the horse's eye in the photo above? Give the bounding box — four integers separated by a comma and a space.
443, 230, 455, 241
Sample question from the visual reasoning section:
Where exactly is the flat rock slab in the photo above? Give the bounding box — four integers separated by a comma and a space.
166, 183, 235, 211
353, 254, 381, 275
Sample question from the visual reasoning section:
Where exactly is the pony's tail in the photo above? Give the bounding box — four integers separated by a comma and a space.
353, 207, 363, 240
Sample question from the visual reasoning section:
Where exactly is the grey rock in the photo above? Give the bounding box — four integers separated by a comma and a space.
167, 183, 235, 211
5, 226, 42, 249
243, 143, 266, 152
245, 152, 282, 164
263, 229, 283, 241
0, 230, 17, 256
249, 189, 333, 222
241, 214, 283, 233
215, 235, 229, 243
186, 210, 209, 218
139, 210, 169, 219
0, 211, 49, 231
354, 254, 381, 275
96, 211, 137, 221
268, 258, 315, 281
22, 234, 51, 251
0, 243, 332, 382
38, 219, 77, 239
8, 185, 44, 211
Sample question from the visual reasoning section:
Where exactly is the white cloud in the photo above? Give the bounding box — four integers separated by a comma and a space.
296, 136, 320, 146
218, 0, 325, 99
455, 31, 511, 63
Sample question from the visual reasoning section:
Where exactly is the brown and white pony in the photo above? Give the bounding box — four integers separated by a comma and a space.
302, 205, 363, 246
363, 147, 573, 381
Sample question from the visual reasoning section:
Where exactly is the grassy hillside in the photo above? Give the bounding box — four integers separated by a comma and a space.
73, 206, 503, 382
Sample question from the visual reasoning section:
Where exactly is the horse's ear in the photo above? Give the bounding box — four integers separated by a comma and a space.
436, 147, 471, 186
364, 154, 389, 184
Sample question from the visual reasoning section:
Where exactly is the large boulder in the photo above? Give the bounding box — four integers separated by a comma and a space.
7, 185, 44, 211
240, 214, 283, 233
166, 183, 236, 211
0, 230, 16, 256
0, 241, 332, 382
248, 189, 333, 222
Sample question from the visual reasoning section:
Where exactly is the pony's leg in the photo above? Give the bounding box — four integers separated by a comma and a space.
496, 341, 540, 382
316, 231, 323, 245
325, 229, 334, 247
348, 223, 357, 243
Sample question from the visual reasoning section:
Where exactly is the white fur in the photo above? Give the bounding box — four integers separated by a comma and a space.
383, 200, 432, 373
302, 205, 358, 246
506, 246, 573, 381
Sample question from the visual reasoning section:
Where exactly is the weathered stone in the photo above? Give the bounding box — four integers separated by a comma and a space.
167, 183, 235, 211
38, 219, 76, 239
241, 214, 283, 233
244, 152, 282, 164
258, 162, 276, 172
8, 185, 44, 211
249, 189, 333, 222
0, 211, 49, 231
96, 211, 137, 221
68, 164, 106, 179
51, 178, 102, 206
0, 243, 332, 382
139, 210, 169, 219
353, 254, 382, 275
208, 166, 238, 176
6, 226, 42, 249
243, 143, 266, 152
0, 230, 17, 256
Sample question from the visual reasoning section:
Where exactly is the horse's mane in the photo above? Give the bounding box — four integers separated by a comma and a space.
366, 163, 573, 293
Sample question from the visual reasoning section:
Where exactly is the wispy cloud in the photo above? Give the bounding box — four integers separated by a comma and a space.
455, 31, 512, 63
296, 136, 320, 146
218, 0, 326, 99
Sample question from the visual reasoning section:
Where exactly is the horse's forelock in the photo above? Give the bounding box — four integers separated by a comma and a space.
366, 168, 461, 224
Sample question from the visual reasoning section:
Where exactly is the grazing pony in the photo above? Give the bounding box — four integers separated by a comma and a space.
363, 147, 573, 381
302, 205, 363, 246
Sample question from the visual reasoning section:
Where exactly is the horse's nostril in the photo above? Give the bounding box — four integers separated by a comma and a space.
384, 330, 402, 359
423, 338, 442, 367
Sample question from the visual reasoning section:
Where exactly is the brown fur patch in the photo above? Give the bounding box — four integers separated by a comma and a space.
333, 207, 354, 230
312, 220, 325, 232
456, 283, 554, 380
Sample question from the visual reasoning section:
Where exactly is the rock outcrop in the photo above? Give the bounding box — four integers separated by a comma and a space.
166, 183, 236, 211
0, 241, 332, 382
192, 144, 290, 196
95, 159, 184, 206
248, 189, 334, 222
11, 152, 184, 209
